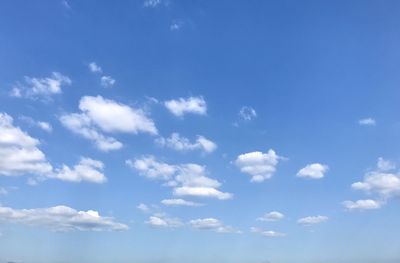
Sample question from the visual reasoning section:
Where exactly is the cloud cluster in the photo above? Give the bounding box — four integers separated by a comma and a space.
257, 211, 285, 222
234, 149, 281, 182
0, 113, 53, 176
250, 227, 286, 237
297, 215, 328, 226
61, 95, 157, 151
189, 218, 241, 233
156, 133, 217, 153
164, 96, 207, 117
10, 72, 71, 100
0, 205, 128, 231
88, 62, 116, 88
297, 163, 328, 179
127, 156, 232, 200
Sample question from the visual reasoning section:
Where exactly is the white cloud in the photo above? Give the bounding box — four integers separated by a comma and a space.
0, 205, 128, 231
0, 113, 53, 176
358, 118, 376, 126
377, 157, 396, 171
296, 163, 328, 179
189, 218, 240, 234
297, 215, 328, 226
137, 203, 150, 212
143, 0, 162, 8
257, 211, 285, 222
100, 76, 116, 88
61, 95, 157, 151
146, 214, 183, 228
155, 133, 217, 153
234, 149, 280, 182
19, 116, 52, 133
52, 158, 106, 183
343, 199, 382, 211
161, 199, 203, 207
239, 106, 257, 121
88, 62, 102, 73
11, 72, 71, 100
250, 227, 286, 237
351, 158, 400, 199
164, 96, 207, 117
127, 156, 232, 200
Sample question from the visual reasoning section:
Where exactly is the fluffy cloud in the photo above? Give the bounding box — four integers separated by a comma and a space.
351, 158, 400, 199
88, 62, 102, 73
234, 149, 280, 182
297, 215, 328, 226
296, 163, 328, 179
0, 113, 107, 184
61, 95, 157, 151
127, 156, 232, 200
189, 218, 240, 234
52, 158, 106, 183
257, 211, 285, 222
10, 72, 71, 100
343, 199, 382, 211
19, 116, 52, 133
250, 227, 286, 237
358, 118, 376, 126
239, 106, 257, 121
0, 205, 128, 231
0, 113, 53, 176
146, 214, 183, 228
164, 96, 207, 117
161, 199, 203, 207
156, 133, 217, 153
100, 76, 116, 88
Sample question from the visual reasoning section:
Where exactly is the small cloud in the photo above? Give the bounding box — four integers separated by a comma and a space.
343, 199, 383, 211
19, 116, 52, 132
155, 133, 217, 153
296, 163, 328, 179
297, 215, 328, 226
257, 211, 285, 222
161, 199, 203, 207
377, 157, 396, 171
190, 218, 241, 234
88, 62, 103, 74
358, 118, 376, 126
250, 227, 286, 237
100, 76, 116, 88
61, 0, 71, 9
164, 96, 207, 117
137, 203, 150, 212
239, 106, 257, 121
146, 214, 183, 228
143, 0, 162, 8
170, 20, 184, 31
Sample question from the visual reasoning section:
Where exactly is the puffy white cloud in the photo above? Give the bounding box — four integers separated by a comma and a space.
250, 227, 286, 237
296, 163, 328, 179
52, 158, 106, 183
189, 218, 240, 234
343, 199, 382, 211
61, 96, 157, 151
164, 96, 207, 117
156, 133, 217, 153
257, 211, 285, 222
351, 158, 400, 199
0, 205, 128, 231
88, 62, 102, 73
297, 216, 328, 226
358, 118, 376, 126
127, 156, 232, 200
100, 76, 116, 88
239, 106, 257, 121
0, 113, 53, 176
10, 72, 71, 100
146, 214, 183, 228
161, 199, 203, 207
234, 149, 280, 182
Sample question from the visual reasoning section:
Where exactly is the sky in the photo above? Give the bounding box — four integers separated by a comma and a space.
0, 0, 400, 263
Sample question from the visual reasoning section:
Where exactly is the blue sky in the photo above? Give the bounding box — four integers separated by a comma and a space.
0, 0, 400, 262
